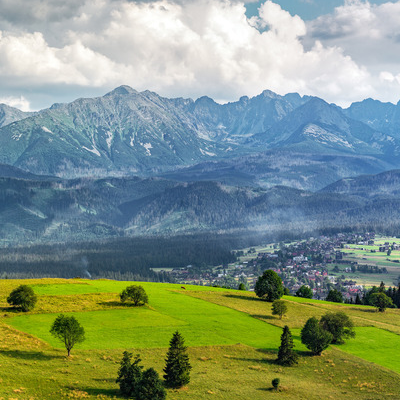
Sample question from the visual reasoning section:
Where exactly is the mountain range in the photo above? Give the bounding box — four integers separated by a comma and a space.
1, 86, 400, 243
1, 86, 400, 184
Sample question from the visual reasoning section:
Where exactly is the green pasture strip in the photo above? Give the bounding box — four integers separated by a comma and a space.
338, 327, 400, 374
0, 344, 398, 400
9, 284, 282, 350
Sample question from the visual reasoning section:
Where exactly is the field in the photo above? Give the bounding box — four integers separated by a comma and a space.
0, 278, 400, 399
339, 236, 400, 286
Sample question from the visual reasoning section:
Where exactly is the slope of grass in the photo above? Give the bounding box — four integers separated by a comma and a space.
8, 281, 283, 350
0, 279, 400, 399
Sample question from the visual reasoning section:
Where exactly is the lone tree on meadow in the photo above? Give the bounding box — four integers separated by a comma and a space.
120, 285, 148, 306
319, 311, 355, 344
370, 292, 393, 312
164, 331, 192, 388
301, 317, 332, 355
7, 285, 37, 312
277, 325, 298, 366
272, 299, 288, 320
326, 289, 343, 303
50, 314, 85, 356
296, 285, 313, 299
254, 269, 284, 301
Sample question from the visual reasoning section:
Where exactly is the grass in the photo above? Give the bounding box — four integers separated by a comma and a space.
7, 281, 283, 350
184, 289, 400, 372
339, 327, 400, 374
0, 279, 400, 399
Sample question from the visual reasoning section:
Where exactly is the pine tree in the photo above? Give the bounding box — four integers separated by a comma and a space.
277, 325, 298, 366
137, 368, 166, 400
355, 293, 362, 305
116, 351, 143, 398
163, 331, 192, 388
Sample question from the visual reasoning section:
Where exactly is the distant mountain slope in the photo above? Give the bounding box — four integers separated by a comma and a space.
251, 97, 398, 156
0, 104, 31, 127
2, 171, 400, 244
344, 98, 400, 138
0, 163, 54, 180
161, 151, 391, 191
0, 86, 397, 179
321, 169, 400, 198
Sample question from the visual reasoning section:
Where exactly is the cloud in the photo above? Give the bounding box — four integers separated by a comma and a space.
0, 95, 31, 111
0, 0, 397, 109
307, 1, 400, 71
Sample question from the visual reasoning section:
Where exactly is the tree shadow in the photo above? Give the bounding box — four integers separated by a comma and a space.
257, 387, 277, 392
0, 306, 25, 314
232, 356, 279, 365
0, 350, 60, 361
77, 387, 120, 398
224, 294, 260, 302
250, 314, 277, 321
93, 378, 116, 383
97, 301, 134, 308
353, 308, 378, 313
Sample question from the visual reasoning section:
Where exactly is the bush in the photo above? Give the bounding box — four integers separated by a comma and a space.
272, 378, 280, 390
7, 285, 37, 312
370, 292, 394, 312
296, 285, 313, 299
116, 352, 143, 398
319, 312, 355, 344
137, 368, 166, 400
326, 289, 343, 303
163, 331, 191, 388
271, 300, 288, 320
301, 317, 332, 355
120, 285, 148, 306
254, 270, 284, 301
116, 353, 166, 400
238, 283, 246, 291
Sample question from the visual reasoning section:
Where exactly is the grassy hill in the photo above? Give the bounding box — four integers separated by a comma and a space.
0, 279, 399, 399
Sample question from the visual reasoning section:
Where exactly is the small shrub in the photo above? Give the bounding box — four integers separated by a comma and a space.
271, 300, 288, 320
272, 378, 280, 390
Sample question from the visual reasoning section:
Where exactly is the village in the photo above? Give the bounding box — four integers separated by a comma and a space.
162, 232, 400, 302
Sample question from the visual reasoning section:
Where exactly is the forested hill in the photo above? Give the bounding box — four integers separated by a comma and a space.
2, 172, 400, 245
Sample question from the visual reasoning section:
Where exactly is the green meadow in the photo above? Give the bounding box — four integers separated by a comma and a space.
0, 279, 399, 399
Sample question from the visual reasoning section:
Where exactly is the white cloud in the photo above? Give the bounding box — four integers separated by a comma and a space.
0, 95, 31, 111
307, 1, 400, 89
0, 0, 398, 108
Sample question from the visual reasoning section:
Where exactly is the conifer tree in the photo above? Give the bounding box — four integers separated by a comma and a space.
116, 351, 143, 398
277, 325, 298, 366
163, 331, 192, 388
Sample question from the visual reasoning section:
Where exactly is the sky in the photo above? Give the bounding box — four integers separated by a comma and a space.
0, 0, 399, 111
